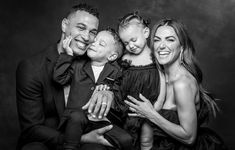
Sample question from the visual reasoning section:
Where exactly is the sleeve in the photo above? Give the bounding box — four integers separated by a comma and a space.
53, 53, 75, 86
16, 60, 64, 147
110, 66, 129, 119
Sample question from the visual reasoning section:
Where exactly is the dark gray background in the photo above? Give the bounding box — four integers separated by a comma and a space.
0, 0, 234, 149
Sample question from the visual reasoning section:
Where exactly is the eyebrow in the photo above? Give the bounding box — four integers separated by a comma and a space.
154, 35, 176, 39
76, 23, 85, 26
76, 23, 98, 32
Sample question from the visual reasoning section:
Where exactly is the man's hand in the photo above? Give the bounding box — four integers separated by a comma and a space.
81, 125, 113, 147
82, 90, 114, 119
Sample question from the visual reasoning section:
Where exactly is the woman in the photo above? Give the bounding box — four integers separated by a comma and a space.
125, 18, 227, 149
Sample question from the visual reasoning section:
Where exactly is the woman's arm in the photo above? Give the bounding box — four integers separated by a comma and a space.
151, 80, 197, 144
125, 79, 198, 145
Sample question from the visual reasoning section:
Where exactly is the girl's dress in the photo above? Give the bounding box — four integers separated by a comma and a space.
117, 60, 160, 149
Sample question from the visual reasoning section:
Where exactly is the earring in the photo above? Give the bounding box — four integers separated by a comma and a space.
180, 50, 184, 64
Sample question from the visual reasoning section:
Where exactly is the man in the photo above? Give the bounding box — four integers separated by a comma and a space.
16, 3, 114, 150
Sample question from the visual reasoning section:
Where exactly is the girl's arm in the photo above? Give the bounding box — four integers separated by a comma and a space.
154, 70, 166, 111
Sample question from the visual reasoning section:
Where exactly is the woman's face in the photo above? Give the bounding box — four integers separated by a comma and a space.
153, 25, 182, 66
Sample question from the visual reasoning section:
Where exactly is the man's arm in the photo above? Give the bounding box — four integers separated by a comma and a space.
81, 125, 113, 147
16, 60, 63, 146
82, 90, 114, 119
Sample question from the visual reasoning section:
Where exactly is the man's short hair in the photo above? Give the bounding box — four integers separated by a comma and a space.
66, 3, 99, 19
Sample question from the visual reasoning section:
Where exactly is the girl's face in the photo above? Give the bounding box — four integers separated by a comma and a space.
119, 24, 148, 55
153, 25, 182, 66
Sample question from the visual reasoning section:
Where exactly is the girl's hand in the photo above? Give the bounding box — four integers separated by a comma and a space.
62, 36, 73, 56
124, 93, 156, 119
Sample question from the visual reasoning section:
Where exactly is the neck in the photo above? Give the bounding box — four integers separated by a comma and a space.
91, 60, 107, 67
164, 59, 182, 83
142, 45, 151, 55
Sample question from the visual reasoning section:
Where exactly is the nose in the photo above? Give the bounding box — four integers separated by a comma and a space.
129, 42, 135, 50
81, 31, 90, 43
159, 42, 166, 49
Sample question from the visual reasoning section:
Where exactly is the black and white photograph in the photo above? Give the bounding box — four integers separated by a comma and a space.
0, 0, 234, 149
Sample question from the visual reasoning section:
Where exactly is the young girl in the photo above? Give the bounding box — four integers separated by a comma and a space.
117, 12, 166, 150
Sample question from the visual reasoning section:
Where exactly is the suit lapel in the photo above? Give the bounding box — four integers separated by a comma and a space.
97, 63, 115, 84
46, 44, 65, 117
83, 61, 96, 83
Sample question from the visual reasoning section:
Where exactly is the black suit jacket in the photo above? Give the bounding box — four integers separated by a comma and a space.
16, 44, 65, 149
53, 54, 125, 127
53, 53, 122, 109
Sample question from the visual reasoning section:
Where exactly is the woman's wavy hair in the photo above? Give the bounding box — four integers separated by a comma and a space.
150, 18, 219, 121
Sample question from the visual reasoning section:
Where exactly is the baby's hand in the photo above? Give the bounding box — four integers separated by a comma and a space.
62, 36, 73, 56
95, 84, 110, 91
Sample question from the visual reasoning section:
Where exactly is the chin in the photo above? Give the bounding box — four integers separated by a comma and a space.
74, 50, 86, 56
157, 59, 167, 65
72, 46, 86, 55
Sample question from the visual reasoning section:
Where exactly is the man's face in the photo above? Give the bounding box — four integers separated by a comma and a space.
63, 10, 99, 56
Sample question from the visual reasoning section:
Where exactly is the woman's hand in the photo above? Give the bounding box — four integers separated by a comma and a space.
124, 93, 156, 119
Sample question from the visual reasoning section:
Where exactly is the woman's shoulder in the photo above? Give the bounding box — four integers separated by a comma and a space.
172, 74, 199, 102
174, 73, 198, 91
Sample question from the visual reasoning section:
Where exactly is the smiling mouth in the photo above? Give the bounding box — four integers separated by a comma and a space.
158, 51, 170, 55
74, 39, 88, 50
130, 48, 137, 52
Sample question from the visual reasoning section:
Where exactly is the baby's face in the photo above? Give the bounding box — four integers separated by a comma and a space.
87, 31, 116, 62
119, 23, 147, 55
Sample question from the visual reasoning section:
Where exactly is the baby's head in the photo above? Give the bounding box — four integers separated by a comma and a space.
118, 12, 150, 55
87, 28, 123, 64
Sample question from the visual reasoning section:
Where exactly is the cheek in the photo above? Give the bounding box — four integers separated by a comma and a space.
125, 45, 130, 51
171, 44, 181, 54
153, 43, 159, 50
70, 28, 81, 37
89, 35, 96, 42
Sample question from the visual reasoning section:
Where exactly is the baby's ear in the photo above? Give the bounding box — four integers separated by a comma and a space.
108, 53, 118, 61
143, 27, 150, 38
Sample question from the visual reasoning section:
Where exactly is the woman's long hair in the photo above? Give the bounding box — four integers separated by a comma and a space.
150, 18, 219, 122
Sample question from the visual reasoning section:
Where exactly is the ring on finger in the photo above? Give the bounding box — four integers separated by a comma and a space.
101, 102, 107, 105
